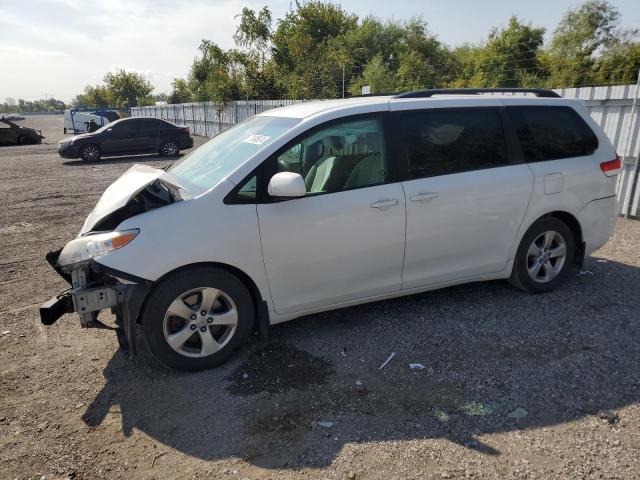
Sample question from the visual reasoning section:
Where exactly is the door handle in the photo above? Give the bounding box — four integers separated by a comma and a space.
410, 192, 439, 203
371, 198, 399, 209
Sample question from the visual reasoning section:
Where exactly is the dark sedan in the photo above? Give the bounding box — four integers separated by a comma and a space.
58, 117, 194, 161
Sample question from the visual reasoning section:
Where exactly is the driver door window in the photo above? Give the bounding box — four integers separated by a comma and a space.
275, 117, 388, 194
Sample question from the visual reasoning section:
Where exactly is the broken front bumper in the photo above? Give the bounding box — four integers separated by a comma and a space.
40, 249, 151, 354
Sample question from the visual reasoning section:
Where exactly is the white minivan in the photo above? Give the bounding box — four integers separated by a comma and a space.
41, 88, 621, 370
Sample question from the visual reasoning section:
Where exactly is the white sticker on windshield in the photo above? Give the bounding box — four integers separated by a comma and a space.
243, 134, 271, 145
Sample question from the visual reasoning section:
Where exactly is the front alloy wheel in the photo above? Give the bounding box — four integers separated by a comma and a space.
163, 287, 238, 358
142, 267, 254, 370
81, 144, 101, 161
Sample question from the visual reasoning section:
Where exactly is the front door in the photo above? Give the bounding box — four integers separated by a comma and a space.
394, 107, 534, 288
256, 115, 406, 315
101, 121, 134, 154
102, 119, 158, 155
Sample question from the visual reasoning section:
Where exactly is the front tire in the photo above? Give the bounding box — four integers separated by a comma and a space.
142, 267, 254, 371
509, 217, 575, 293
80, 144, 101, 162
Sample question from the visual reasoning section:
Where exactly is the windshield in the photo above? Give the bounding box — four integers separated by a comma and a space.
167, 115, 300, 195
93, 120, 119, 134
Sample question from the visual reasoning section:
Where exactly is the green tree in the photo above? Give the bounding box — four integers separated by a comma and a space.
347, 18, 454, 94
544, 0, 623, 86
234, 7, 272, 65
124, 0, 640, 105
0, 97, 66, 113
188, 40, 245, 102
349, 55, 395, 94
595, 40, 640, 84
169, 78, 193, 103
453, 17, 546, 87
272, 1, 358, 98
73, 70, 154, 108
72, 85, 114, 108
103, 69, 154, 107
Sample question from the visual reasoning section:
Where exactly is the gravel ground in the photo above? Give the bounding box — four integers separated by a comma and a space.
1, 115, 639, 480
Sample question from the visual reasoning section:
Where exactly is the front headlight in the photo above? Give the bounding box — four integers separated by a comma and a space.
58, 229, 139, 267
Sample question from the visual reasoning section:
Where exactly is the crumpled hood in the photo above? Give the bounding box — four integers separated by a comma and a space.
80, 164, 182, 234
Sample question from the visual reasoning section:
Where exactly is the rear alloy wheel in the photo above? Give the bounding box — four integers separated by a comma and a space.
80, 144, 101, 162
160, 140, 179, 157
509, 217, 575, 293
142, 267, 254, 370
526, 230, 567, 283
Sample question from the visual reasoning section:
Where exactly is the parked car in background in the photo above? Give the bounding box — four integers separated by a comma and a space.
0, 117, 44, 145
63, 109, 119, 134
5, 113, 25, 121
57, 117, 193, 161
41, 88, 620, 371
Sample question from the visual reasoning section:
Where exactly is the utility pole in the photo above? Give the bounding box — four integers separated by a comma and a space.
342, 64, 345, 99
624, 68, 640, 218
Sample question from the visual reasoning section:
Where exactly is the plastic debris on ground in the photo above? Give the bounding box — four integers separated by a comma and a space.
378, 352, 396, 370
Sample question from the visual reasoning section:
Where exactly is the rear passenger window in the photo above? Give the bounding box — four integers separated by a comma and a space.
506, 106, 598, 162
399, 108, 508, 179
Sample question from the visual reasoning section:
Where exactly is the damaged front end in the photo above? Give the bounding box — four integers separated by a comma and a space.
39, 164, 184, 354
40, 249, 151, 355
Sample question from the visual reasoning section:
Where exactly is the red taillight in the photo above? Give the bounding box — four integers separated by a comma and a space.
600, 155, 621, 175
181, 127, 189, 134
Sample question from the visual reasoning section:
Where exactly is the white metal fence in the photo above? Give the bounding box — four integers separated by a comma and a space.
131, 86, 640, 217
131, 100, 306, 138
556, 85, 639, 218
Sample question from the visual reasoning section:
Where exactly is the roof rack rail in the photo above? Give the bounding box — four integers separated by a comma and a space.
393, 88, 561, 99
348, 92, 399, 98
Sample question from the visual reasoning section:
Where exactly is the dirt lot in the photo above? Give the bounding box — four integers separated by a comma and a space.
1, 114, 639, 480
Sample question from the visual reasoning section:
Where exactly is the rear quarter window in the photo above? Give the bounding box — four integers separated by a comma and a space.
506, 106, 598, 162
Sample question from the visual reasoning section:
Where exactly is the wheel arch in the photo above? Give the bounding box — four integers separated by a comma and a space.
81, 142, 101, 152
138, 261, 270, 336
534, 210, 585, 267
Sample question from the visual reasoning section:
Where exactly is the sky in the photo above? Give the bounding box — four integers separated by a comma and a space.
1, 0, 638, 102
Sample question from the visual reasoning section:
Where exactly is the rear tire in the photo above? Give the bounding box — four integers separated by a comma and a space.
509, 217, 575, 293
80, 144, 101, 162
142, 267, 254, 371
159, 139, 180, 157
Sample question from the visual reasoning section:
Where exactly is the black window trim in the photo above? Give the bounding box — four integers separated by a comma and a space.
225, 111, 398, 205
392, 106, 522, 182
